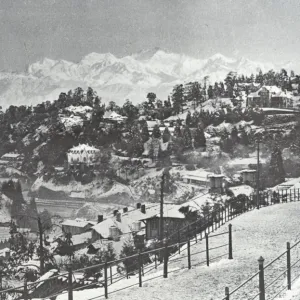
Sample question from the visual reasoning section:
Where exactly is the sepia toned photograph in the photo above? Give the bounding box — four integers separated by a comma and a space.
0, 1, 300, 299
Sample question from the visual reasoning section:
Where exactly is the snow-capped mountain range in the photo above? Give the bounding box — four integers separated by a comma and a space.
0, 48, 294, 108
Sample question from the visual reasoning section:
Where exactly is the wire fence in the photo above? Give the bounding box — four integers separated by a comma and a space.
2, 187, 300, 300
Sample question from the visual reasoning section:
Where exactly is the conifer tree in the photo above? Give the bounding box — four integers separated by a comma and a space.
183, 126, 193, 149
162, 127, 171, 143
268, 146, 285, 186
152, 124, 161, 139
173, 125, 182, 138
231, 126, 238, 144
194, 127, 206, 149
240, 128, 249, 145
141, 122, 150, 143
185, 111, 192, 127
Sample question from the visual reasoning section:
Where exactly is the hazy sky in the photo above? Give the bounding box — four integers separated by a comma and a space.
0, 0, 299, 71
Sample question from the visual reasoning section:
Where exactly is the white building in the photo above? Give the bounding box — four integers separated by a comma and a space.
67, 144, 100, 167
103, 111, 127, 122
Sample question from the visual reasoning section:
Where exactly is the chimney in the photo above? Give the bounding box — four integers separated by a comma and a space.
123, 207, 128, 213
209, 175, 224, 194
136, 203, 141, 209
116, 212, 121, 222
97, 215, 103, 223
141, 204, 146, 214
113, 210, 119, 216
5, 251, 10, 259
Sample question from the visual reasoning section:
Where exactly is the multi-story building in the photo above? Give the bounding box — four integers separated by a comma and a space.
67, 144, 100, 168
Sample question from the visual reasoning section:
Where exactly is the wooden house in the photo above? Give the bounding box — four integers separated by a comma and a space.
139, 205, 187, 240
61, 219, 95, 235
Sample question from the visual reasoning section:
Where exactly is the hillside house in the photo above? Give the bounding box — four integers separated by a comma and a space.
182, 170, 214, 186
139, 205, 187, 240
103, 111, 127, 123
67, 144, 100, 168
91, 205, 148, 242
0, 248, 10, 262
61, 219, 95, 235
239, 169, 257, 186
0, 153, 24, 167
247, 86, 293, 108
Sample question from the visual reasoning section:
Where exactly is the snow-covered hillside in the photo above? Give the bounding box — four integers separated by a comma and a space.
0, 49, 287, 108
56, 202, 300, 300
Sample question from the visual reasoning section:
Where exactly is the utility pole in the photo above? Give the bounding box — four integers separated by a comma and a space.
256, 138, 261, 209
160, 173, 165, 241
37, 217, 45, 275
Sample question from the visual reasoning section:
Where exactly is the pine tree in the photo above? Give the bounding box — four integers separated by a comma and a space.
231, 126, 238, 144
194, 127, 206, 149
152, 124, 161, 139
183, 126, 193, 149
268, 146, 285, 186
173, 125, 182, 138
141, 122, 150, 143
162, 127, 171, 143
185, 111, 192, 127
172, 84, 184, 114
240, 128, 249, 145
207, 85, 214, 99
255, 70, 264, 85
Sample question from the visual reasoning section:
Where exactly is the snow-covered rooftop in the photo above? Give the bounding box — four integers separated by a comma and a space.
1, 153, 22, 159
68, 144, 100, 152
62, 219, 95, 228
229, 185, 254, 197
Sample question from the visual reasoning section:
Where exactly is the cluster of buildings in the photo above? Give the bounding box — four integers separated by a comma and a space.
234, 84, 300, 109
59, 202, 188, 253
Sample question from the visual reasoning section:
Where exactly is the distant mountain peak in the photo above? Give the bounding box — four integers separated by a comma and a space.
208, 53, 236, 63
0, 50, 293, 108
80, 52, 117, 65
132, 47, 170, 60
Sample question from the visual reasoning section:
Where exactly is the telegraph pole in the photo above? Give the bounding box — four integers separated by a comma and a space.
256, 138, 261, 209
160, 173, 165, 241
37, 217, 45, 275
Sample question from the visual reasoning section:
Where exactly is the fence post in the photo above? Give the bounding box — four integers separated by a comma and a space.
287, 242, 291, 290
68, 266, 73, 300
138, 251, 142, 287
154, 246, 157, 269
211, 213, 214, 233
218, 209, 221, 228
225, 206, 227, 222
163, 242, 168, 278
205, 233, 209, 267
207, 214, 210, 234
110, 265, 112, 284
228, 224, 233, 260
258, 256, 265, 300
187, 226, 191, 269
125, 259, 129, 279
225, 287, 230, 300
104, 261, 108, 299
176, 229, 181, 253
222, 207, 224, 225
23, 276, 28, 300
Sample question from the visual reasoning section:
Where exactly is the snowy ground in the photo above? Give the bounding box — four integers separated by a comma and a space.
54, 202, 300, 300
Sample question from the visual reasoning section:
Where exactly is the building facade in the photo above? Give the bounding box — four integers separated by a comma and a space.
67, 144, 100, 168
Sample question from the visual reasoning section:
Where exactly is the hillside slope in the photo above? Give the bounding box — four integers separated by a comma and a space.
57, 202, 300, 300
